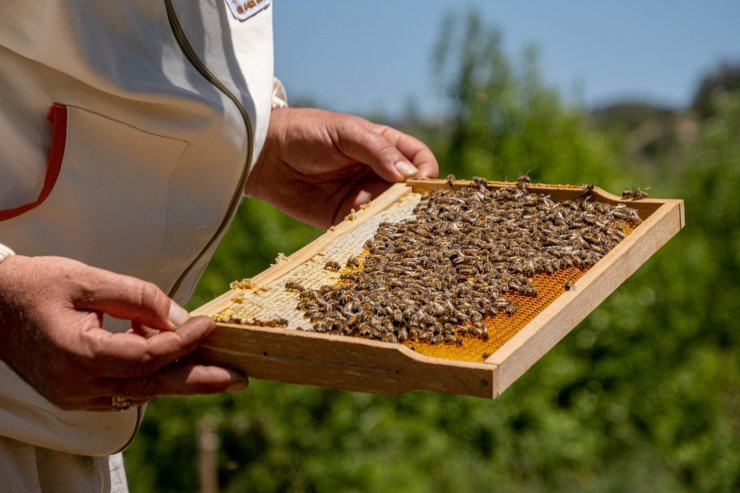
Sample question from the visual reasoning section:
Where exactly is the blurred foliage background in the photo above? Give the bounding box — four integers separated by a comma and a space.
125, 11, 739, 493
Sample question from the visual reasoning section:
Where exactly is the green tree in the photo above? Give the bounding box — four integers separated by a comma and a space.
432, 11, 621, 189
691, 60, 740, 119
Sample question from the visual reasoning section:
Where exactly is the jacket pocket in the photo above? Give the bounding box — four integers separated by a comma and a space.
0, 103, 187, 280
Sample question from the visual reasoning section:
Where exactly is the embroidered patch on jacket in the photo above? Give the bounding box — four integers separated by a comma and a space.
225, 0, 271, 21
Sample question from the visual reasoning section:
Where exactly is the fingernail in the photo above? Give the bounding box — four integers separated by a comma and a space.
168, 302, 190, 329
394, 161, 419, 177
227, 378, 248, 392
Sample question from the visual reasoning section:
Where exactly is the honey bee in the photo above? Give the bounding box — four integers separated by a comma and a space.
258, 317, 289, 328
345, 256, 361, 269
443, 334, 457, 344
284, 281, 305, 293
622, 187, 650, 200
324, 260, 341, 272
383, 332, 398, 344
612, 228, 626, 240
516, 173, 531, 191
564, 279, 576, 291
340, 272, 361, 283
342, 300, 361, 315
390, 328, 406, 343
456, 265, 478, 277
472, 176, 489, 187
446, 174, 457, 187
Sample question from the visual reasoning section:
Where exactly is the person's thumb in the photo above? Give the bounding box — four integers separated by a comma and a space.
73, 267, 189, 331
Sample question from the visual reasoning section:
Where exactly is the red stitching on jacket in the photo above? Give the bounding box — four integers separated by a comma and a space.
0, 103, 66, 221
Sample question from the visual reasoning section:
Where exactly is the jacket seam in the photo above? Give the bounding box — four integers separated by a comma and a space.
162, 0, 254, 298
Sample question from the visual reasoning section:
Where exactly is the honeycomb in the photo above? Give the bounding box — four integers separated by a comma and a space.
405, 266, 585, 362
215, 182, 635, 363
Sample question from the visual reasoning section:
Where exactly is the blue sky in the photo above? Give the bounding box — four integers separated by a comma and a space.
272, 1, 740, 119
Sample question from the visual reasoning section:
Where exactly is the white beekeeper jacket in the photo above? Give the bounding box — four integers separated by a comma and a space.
0, 0, 284, 490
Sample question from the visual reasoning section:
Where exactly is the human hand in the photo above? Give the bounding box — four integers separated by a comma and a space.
246, 107, 439, 228
0, 255, 247, 411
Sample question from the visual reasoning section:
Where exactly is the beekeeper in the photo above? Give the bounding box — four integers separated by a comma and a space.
0, 2, 438, 491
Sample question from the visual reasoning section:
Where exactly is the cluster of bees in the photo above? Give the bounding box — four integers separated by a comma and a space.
288, 177, 642, 346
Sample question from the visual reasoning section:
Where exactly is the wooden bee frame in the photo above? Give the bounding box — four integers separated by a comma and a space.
191, 180, 684, 399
